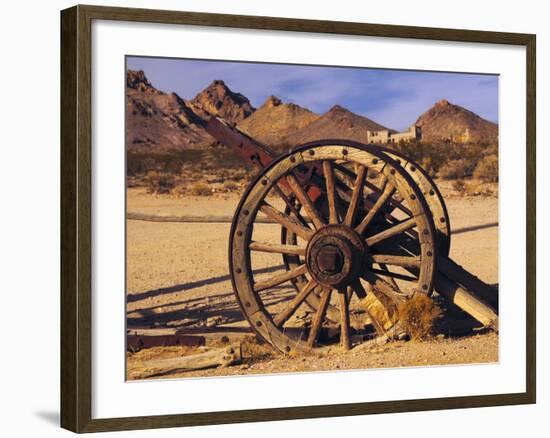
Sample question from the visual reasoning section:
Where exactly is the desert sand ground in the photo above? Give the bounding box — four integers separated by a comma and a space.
126, 180, 498, 380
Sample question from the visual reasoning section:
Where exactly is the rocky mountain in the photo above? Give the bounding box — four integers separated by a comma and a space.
127, 69, 498, 160
191, 79, 255, 125
286, 105, 391, 146
416, 99, 498, 144
237, 95, 319, 147
126, 70, 212, 152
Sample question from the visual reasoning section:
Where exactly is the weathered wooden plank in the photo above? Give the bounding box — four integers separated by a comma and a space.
438, 256, 498, 308
435, 273, 499, 330
128, 211, 312, 224
135, 344, 242, 378
127, 334, 205, 352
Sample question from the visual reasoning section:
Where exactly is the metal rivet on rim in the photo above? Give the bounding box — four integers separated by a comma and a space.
243, 209, 249, 215
390, 168, 396, 175
245, 302, 251, 307
410, 166, 416, 171
308, 149, 315, 156
422, 284, 428, 290
440, 217, 446, 223
261, 179, 268, 185
236, 230, 243, 236
342, 149, 348, 155
372, 158, 379, 164
290, 156, 296, 163
427, 251, 433, 256
396, 159, 401, 165
410, 194, 416, 200
236, 268, 242, 274
256, 321, 262, 327
429, 189, 435, 196
285, 346, 291, 352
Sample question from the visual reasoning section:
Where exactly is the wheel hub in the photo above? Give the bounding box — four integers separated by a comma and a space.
306, 225, 366, 288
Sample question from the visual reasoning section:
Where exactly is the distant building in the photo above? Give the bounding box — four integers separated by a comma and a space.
367, 125, 421, 144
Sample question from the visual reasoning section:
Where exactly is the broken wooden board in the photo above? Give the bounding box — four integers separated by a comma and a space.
135, 343, 242, 378
126, 333, 205, 352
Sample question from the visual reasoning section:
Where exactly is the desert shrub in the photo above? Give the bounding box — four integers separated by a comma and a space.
127, 149, 204, 176
398, 294, 441, 340
144, 171, 176, 194
203, 145, 254, 172
473, 154, 499, 182
393, 140, 498, 178
438, 159, 475, 180
190, 182, 212, 196
419, 156, 437, 177
222, 180, 240, 192
452, 179, 467, 194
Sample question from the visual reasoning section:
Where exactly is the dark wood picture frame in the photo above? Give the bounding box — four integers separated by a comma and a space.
60, 4, 536, 433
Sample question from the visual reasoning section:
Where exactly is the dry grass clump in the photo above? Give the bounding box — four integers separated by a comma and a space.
452, 179, 467, 194
144, 171, 176, 194
190, 182, 212, 196
222, 180, 240, 192
438, 159, 475, 180
473, 154, 498, 182
398, 294, 442, 340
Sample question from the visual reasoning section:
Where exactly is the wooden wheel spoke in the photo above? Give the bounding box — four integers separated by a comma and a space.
377, 263, 401, 291
356, 182, 396, 235
366, 217, 417, 247
307, 288, 332, 347
334, 163, 412, 217
254, 264, 308, 293
323, 160, 339, 224
273, 278, 317, 327
250, 241, 306, 256
339, 289, 352, 350
361, 270, 407, 305
260, 202, 314, 241
343, 165, 367, 227
350, 279, 367, 299
371, 254, 421, 268
370, 268, 417, 283
286, 174, 325, 229
272, 184, 311, 229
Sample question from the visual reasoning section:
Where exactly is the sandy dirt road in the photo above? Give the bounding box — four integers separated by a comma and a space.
126, 183, 498, 379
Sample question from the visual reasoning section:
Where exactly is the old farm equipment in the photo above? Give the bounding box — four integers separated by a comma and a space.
198, 116, 498, 354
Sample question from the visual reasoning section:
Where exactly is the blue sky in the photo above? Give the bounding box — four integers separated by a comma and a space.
127, 56, 498, 131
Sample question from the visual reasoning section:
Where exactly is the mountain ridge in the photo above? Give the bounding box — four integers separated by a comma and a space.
126, 70, 499, 158
416, 99, 498, 144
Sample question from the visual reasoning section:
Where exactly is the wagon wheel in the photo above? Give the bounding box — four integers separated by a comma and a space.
229, 143, 437, 353
280, 144, 451, 327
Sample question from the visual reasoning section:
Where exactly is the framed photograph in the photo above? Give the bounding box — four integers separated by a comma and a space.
60, 4, 536, 433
